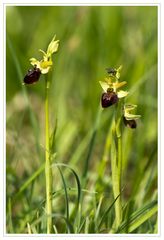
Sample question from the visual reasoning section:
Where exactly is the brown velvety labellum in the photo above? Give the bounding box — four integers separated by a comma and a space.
101, 91, 118, 108
123, 117, 137, 129
24, 66, 41, 84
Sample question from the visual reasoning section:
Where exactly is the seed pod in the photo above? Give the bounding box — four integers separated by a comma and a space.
123, 116, 137, 129
24, 66, 41, 84
101, 91, 118, 108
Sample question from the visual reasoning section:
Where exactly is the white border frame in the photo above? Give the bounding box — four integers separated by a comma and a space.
1, 1, 163, 240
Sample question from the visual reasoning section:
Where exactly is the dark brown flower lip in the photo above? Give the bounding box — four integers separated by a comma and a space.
24, 66, 41, 84
123, 116, 137, 129
101, 91, 118, 108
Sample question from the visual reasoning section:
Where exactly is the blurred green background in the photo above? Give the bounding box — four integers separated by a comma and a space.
6, 6, 158, 233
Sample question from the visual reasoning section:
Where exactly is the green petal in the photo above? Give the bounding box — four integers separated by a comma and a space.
124, 104, 137, 110
29, 58, 40, 68
124, 104, 141, 120
104, 77, 113, 84
47, 35, 59, 56
117, 90, 128, 98
113, 81, 127, 89
39, 60, 53, 74
116, 65, 122, 79
124, 112, 141, 120
39, 49, 47, 56
99, 81, 110, 92
40, 67, 51, 74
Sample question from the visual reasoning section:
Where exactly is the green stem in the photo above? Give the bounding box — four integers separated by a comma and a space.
45, 75, 52, 233
111, 102, 122, 229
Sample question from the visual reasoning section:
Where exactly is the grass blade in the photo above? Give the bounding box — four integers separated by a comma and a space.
54, 163, 81, 212
14, 163, 45, 200
27, 222, 32, 234
82, 106, 102, 180
117, 200, 157, 233
53, 162, 81, 229
98, 193, 121, 230
128, 205, 157, 233
57, 166, 69, 221
7, 198, 14, 233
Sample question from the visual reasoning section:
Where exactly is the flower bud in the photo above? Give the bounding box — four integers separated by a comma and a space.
101, 91, 118, 108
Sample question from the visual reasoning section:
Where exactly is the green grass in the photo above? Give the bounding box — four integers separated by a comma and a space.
6, 6, 158, 234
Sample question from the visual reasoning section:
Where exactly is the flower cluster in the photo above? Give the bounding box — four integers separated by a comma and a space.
23, 35, 59, 84
99, 66, 141, 128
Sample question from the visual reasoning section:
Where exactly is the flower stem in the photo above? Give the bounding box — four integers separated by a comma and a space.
111, 102, 122, 229
45, 75, 52, 233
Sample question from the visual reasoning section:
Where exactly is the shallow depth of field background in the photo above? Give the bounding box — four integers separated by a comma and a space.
6, 6, 157, 233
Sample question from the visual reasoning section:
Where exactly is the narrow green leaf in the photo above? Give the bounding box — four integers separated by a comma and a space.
117, 200, 157, 233
128, 205, 157, 233
31, 212, 74, 233
14, 163, 45, 199
53, 224, 58, 233
57, 166, 69, 220
53, 214, 74, 233
54, 163, 81, 211
50, 117, 58, 154
85, 217, 90, 233
98, 193, 121, 229
27, 222, 32, 234
7, 198, 14, 233
94, 196, 103, 227
53, 163, 81, 230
